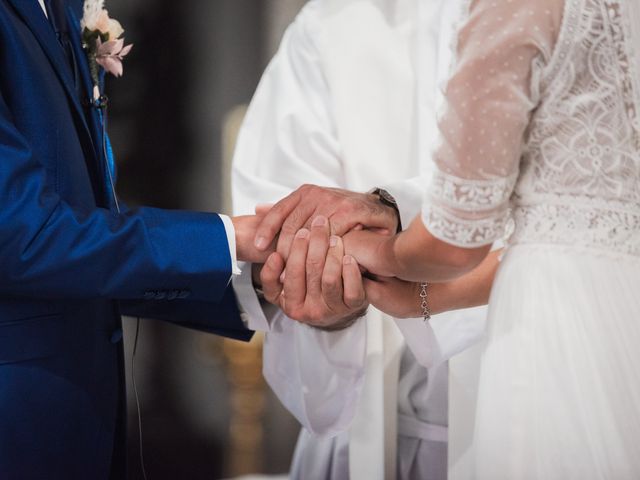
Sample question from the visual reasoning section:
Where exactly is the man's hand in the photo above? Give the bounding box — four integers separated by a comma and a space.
232, 215, 275, 264
253, 185, 400, 261
258, 215, 368, 330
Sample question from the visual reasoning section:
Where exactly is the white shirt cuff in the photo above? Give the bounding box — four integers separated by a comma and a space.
219, 214, 242, 276
38, 0, 48, 17
232, 261, 272, 332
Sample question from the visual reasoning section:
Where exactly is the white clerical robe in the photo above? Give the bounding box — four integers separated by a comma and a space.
231, 0, 485, 478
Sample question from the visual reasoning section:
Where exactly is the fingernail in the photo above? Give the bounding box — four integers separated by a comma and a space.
280, 271, 286, 283
296, 229, 310, 239
255, 236, 267, 249
330, 236, 339, 247
311, 215, 328, 227
343, 255, 354, 265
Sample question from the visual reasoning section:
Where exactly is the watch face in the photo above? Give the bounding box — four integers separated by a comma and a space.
376, 188, 398, 207
371, 188, 402, 232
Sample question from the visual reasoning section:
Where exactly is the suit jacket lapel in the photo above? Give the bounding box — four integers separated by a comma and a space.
7, 0, 108, 205
7, 0, 90, 134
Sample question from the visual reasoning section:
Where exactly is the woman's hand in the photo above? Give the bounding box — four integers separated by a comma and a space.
342, 229, 399, 278
345, 217, 490, 283
363, 275, 455, 319
364, 249, 503, 319
363, 275, 422, 319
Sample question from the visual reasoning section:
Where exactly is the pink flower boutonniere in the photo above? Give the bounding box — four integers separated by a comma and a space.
81, 0, 133, 102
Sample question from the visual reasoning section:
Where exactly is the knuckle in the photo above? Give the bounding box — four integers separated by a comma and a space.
323, 188, 337, 200
306, 257, 324, 271
345, 291, 365, 308
308, 308, 331, 327
276, 236, 291, 252
322, 279, 341, 300
340, 197, 357, 213
285, 306, 302, 321
300, 184, 318, 197
269, 200, 288, 217
307, 273, 323, 291
298, 310, 315, 324
280, 222, 299, 238
307, 309, 321, 325
283, 210, 308, 233
322, 276, 339, 293
260, 272, 279, 289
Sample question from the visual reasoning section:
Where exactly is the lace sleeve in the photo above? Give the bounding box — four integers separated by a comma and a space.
423, 0, 564, 247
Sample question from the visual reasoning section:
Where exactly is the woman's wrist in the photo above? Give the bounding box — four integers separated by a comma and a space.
422, 283, 448, 317
407, 282, 449, 319
379, 234, 403, 277
388, 221, 430, 281
393, 281, 444, 319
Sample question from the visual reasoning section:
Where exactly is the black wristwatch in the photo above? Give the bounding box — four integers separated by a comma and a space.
369, 187, 402, 233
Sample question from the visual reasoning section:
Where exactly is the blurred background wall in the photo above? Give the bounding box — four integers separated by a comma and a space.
105, 1, 308, 478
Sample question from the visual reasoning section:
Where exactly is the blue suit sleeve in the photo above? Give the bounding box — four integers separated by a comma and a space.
120, 287, 254, 342
0, 83, 231, 304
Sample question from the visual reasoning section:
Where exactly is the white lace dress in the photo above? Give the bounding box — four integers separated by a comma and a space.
423, 0, 640, 477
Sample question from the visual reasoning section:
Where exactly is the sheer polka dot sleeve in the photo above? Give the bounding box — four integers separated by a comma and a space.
422, 0, 564, 247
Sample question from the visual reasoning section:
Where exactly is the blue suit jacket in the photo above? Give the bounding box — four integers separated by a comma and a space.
0, 1, 252, 478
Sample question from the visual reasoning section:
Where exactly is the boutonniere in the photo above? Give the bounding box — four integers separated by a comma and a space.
80, 0, 133, 104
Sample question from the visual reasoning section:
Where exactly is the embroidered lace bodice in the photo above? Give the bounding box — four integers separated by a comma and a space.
423, 0, 640, 257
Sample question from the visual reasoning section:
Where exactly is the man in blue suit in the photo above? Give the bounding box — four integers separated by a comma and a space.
0, 0, 276, 478
0, 0, 401, 477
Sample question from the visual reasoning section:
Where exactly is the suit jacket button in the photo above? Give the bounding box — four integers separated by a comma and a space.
155, 291, 167, 300
167, 290, 179, 301
144, 291, 155, 300
110, 328, 123, 344
178, 290, 191, 299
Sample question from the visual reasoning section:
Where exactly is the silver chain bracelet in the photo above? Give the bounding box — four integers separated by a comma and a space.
419, 282, 431, 322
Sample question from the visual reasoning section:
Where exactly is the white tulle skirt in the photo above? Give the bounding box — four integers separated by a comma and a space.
466, 244, 640, 479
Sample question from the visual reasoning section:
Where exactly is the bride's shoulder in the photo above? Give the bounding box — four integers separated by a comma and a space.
462, 0, 565, 50
468, 0, 565, 14
467, 0, 564, 22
